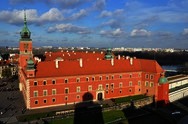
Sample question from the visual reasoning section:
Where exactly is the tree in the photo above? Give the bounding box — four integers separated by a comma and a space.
2, 67, 12, 78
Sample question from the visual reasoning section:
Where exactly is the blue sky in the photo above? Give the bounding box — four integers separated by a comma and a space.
0, 0, 188, 48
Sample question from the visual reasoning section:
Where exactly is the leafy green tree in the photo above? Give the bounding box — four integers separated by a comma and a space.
2, 67, 12, 78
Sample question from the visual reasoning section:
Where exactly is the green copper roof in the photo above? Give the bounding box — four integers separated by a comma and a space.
20, 10, 31, 40
105, 48, 114, 60
27, 58, 35, 70
159, 77, 168, 84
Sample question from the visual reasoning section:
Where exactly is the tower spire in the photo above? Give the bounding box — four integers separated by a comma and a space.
24, 9, 27, 26
20, 9, 31, 40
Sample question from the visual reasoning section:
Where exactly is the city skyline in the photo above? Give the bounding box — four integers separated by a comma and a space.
0, 0, 188, 48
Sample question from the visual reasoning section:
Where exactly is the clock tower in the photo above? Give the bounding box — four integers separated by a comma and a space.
19, 10, 33, 68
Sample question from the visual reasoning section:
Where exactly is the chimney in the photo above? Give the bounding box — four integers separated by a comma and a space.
79, 58, 83, 67
101, 51, 103, 54
55, 60, 59, 68
130, 58, 133, 65
93, 51, 95, 54
111, 58, 114, 66
118, 55, 120, 60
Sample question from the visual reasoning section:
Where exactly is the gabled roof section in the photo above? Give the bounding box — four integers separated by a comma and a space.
34, 56, 164, 78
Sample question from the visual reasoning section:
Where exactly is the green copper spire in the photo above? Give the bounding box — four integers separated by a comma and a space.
20, 10, 31, 40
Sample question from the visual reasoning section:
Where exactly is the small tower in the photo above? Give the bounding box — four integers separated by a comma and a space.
104, 48, 114, 60
157, 72, 169, 106
19, 10, 33, 68
26, 58, 35, 77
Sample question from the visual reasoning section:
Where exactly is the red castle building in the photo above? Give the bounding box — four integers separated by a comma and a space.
19, 13, 169, 109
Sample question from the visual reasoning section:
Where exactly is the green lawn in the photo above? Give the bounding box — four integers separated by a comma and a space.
49, 110, 128, 124
17, 112, 55, 122
103, 110, 128, 124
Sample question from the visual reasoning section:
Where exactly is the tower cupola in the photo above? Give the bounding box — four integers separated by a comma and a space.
105, 48, 114, 60
27, 58, 35, 70
20, 10, 31, 40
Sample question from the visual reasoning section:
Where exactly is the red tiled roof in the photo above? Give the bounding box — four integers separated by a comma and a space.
45, 51, 105, 61
34, 56, 163, 78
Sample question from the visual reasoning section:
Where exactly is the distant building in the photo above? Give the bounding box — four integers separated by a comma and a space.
18, 12, 169, 109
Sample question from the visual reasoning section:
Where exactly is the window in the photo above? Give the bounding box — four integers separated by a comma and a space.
129, 88, 132, 92
52, 98, 56, 102
65, 96, 68, 101
98, 84, 102, 90
106, 90, 109, 94
34, 91, 38, 97
129, 81, 132, 86
44, 99, 47, 103
43, 90, 47, 96
99, 76, 102, 81
150, 75, 154, 80
139, 89, 141, 92
111, 75, 114, 80
65, 88, 69, 94
35, 100, 38, 104
145, 81, 149, 87
111, 90, 114, 93
88, 85, 92, 91
76, 95, 80, 99
106, 84, 109, 90
119, 82, 122, 88
65, 79, 68, 83
119, 75, 122, 79
43, 80, 47, 85
52, 89, 56, 95
86, 77, 89, 82
120, 90, 122, 93
92, 77, 95, 81
106, 76, 109, 80
145, 74, 149, 79
129, 74, 132, 78
111, 84, 114, 89
150, 82, 154, 87
34, 81, 37, 86
52, 80, 56, 84
138, 81, 141, 86
76, 78, 80, 82
76, 87, 81, 93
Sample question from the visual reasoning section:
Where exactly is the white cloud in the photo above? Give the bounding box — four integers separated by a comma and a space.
102, 19, 122, 29
69, 9, 87, 20
99, 10, 112, 17
100, 28, 124, 37
40, 8, 64, 22
48, 23, 91, 34
130, 29, 151, 37
183, 28, 188, 35
0, 8, 65, 25
99, 9, 124, 18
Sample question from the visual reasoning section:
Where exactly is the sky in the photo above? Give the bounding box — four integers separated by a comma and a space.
0, 0, 188, 48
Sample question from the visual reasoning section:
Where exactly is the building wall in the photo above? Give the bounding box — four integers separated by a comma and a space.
25, 72, 159, 109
